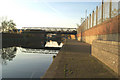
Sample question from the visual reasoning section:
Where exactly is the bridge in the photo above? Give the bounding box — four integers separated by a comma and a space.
22, 27, 77, 34
19, 27, 78, 48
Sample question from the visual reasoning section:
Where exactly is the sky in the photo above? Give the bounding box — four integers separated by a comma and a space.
0, 0, 104, 29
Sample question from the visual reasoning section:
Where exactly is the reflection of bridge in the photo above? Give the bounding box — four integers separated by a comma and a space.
20, 47, 59, 54
22, 27, 77, 34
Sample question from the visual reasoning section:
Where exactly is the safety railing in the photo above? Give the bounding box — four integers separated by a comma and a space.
78, 0, 119, 32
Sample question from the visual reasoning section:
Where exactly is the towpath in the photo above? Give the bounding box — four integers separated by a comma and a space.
43, 39, 118, 78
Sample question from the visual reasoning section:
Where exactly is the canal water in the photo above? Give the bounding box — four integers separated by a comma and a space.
1, 41, 63, 78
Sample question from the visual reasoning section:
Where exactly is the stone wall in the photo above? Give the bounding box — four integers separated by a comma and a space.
92, 40, 120, 76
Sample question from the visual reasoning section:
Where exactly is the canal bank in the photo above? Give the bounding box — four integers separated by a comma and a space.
43, 39, 118, 78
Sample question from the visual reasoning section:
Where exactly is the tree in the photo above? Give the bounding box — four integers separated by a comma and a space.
1, 19, 16, 32
76, 24, 80, 28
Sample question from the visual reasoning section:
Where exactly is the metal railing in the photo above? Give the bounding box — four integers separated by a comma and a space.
22, 27, 77, 32
78, 0, 119, 33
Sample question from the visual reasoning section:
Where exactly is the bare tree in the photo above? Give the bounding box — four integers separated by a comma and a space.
1, 18, 16, 33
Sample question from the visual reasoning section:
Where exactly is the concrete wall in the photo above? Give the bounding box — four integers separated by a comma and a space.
92, 40, 120, 76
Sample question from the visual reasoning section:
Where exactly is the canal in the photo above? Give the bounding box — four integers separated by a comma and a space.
1, 41, 63, 78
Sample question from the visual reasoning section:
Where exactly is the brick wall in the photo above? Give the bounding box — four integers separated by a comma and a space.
77, 15, 120, 44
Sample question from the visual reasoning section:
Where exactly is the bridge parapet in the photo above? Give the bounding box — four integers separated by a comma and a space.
22, 27, 76, 32
22, 27, 77, 35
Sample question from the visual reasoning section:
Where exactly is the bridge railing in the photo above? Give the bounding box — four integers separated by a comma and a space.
22, 27, 77, 32
78, 0, 119, 32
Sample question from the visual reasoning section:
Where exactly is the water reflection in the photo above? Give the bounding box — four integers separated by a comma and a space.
2, 47, 59, 78
1, 47, 17, 65
20, 47, 59, 54
45, 41, 63, 47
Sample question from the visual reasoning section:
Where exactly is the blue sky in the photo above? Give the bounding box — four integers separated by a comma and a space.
0, 0, 102, 29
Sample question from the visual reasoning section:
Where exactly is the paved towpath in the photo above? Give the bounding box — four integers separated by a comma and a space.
43, 39, 118, 78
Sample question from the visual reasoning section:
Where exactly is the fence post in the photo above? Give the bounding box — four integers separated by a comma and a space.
109, 0, 112, 18
101, 0, 104, 23
84, 20, 86, 31
85, 19, 86, 30
92, 11, 94, 27
89, 14, 91, 28
96, 6, 98, 26
87, 17, 88, 29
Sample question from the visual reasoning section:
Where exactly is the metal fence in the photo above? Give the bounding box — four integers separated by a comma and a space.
79, 0, 119, 32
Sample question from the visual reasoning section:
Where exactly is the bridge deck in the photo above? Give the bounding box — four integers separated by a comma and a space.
22, 27, 77, 32
43, 39, 118, 78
